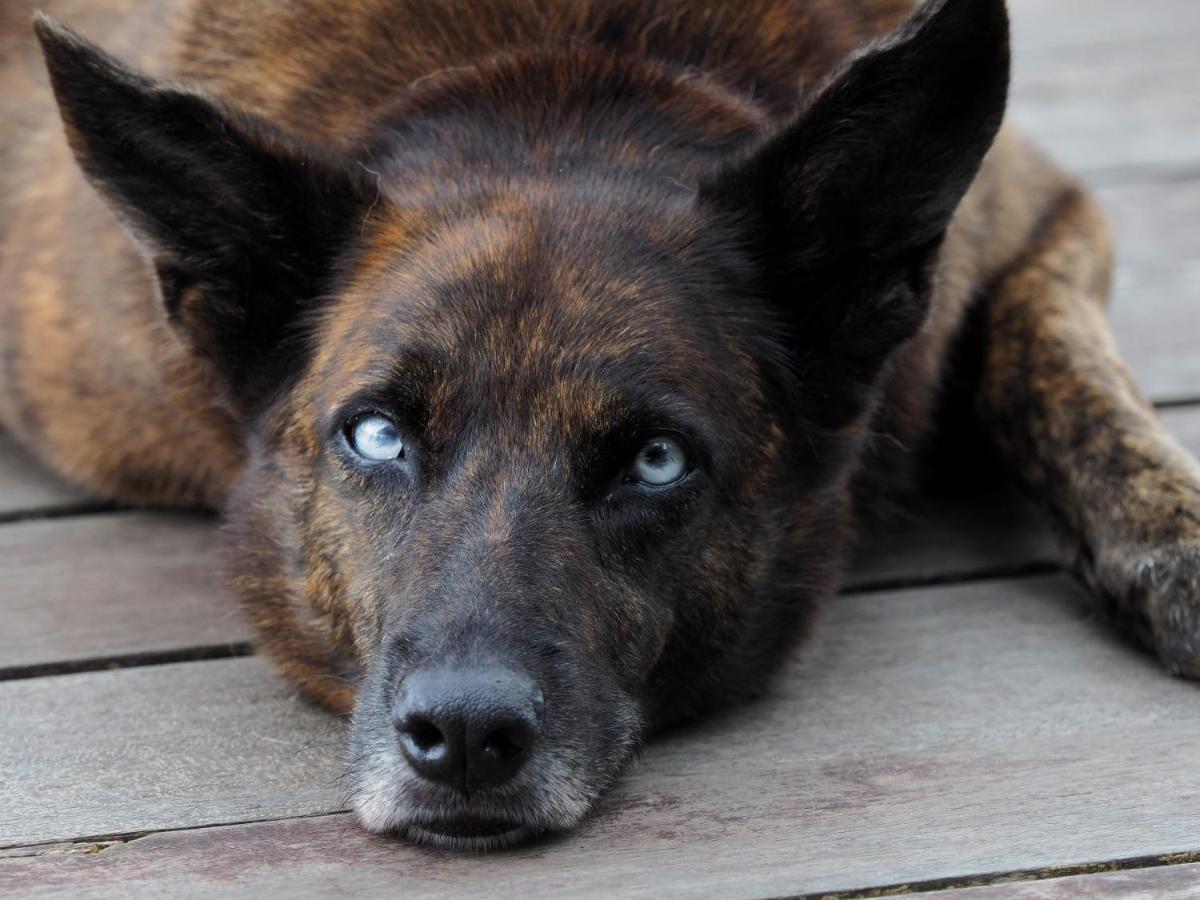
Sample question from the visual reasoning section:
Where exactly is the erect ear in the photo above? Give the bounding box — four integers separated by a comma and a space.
33, 14, 379, 410
700, 0, 1010, 425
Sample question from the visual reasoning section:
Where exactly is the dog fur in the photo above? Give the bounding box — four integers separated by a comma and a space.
2, 0, 1198, 848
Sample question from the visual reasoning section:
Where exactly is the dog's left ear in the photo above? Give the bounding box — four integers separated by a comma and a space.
33, 14, 379, 410
701, 0, 1010, 425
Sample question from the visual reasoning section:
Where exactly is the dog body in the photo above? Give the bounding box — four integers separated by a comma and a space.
3, 0, 1199, 847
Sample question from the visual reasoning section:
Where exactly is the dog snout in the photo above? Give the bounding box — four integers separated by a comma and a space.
392, 664, 544, 791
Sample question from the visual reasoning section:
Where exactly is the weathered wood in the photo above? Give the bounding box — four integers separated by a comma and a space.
0, 656, 345, 849
3, 575, 1199, 896
1006, 0, 1200, 179
1008, 0, 1200, 54
909, 861, 1200, 899
1010, 39, 1200, 178
1007, 3, 1200, 399
1099, 177, 1200, 404
1111, 264, 1200, 406
1100, 178, 1200, 274
0, 433, 91, 519
0, 513, 247, 672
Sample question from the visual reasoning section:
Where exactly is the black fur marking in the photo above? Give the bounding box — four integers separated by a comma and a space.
700, 0, 1011, 425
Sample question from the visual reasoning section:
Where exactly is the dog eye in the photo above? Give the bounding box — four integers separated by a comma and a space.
348, 414, 405, 461
631, 438, 688, 486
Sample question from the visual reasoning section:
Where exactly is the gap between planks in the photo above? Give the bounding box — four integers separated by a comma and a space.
0, 641, 255, 682
0, 501, 123, 526
806, 850, 1200, 900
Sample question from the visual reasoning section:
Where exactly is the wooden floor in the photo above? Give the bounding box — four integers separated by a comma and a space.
3, 0, 1200, 896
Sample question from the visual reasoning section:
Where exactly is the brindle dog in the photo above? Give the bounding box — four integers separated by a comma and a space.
1, 0, 1198, 848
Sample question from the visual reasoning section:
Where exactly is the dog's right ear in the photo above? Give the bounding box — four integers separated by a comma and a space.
700, 0, 1010, 427
34, 14, 379, 410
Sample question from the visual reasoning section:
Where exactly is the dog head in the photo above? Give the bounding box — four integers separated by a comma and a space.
35, 0, 1008, 848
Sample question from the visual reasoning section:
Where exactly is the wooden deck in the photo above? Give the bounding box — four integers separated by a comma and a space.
2, 0, 1199, 896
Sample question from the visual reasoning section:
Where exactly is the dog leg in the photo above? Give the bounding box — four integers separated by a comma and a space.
977, 184, 1200, 676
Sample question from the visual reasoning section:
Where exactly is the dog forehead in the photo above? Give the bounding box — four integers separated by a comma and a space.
311, 201, 738, 412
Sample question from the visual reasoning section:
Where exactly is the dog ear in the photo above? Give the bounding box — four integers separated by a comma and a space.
701, 0, 1010, 425
33, 14, 379, 409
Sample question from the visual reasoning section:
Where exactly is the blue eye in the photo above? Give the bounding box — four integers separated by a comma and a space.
349, 414, 405, 461
631, 438, 688, 486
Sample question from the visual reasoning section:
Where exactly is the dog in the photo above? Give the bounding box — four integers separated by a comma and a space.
2, 0, 1198, 849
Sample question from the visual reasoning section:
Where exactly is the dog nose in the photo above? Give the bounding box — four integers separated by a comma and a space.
392, 665, 543, 791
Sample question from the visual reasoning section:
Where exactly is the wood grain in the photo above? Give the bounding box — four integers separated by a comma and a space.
0, 656, 345, 849
0, 512, 247, 671
909, 861, 1200, 899
1101, 175, 1200, 404
1009, 0, 1200, 53
1011, 39, 1200, 178
1111, 263, 1200, 406
1009, 0, 1200, 401
1007, 0, 1200, 179
1101, 178, 1200, 273
3, 575, 1199, 896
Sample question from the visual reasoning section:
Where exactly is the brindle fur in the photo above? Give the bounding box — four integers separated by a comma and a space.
1, 0, 1197, 847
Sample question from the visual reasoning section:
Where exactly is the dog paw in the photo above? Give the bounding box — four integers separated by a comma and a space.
1094, 540, 1200, 679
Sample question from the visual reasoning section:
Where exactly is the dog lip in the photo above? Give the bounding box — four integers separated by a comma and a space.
401, 816, 542, 850
417, 816, 524, 838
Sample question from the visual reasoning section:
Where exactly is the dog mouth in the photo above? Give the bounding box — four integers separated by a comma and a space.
349, 762, 565, 850
347, 653, 645, 850
400, 816, 539, 850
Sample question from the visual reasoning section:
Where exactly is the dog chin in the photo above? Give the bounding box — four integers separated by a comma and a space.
397, 820, 546, 851
349, 766, 593, 851
352, 791, 576, 851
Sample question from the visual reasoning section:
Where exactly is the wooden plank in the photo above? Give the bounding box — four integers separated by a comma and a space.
1005, 0, 1200, 179
1010, 39, 1200, 178
1100, 177, 1200, 273
3, 575, 1199, 896
0, 432, 91, 518
0, 512, 247, 672
849, 405, 1200, 588
0, 656, 345, 849
1112, 264, 1200, 406
1008, 0, 1200, 53
908, 861, 1200, 899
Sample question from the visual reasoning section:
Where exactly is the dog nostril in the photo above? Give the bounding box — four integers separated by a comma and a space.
482, 725, 527, 762
392, 664, 542, 790
404, 718, 444, 754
